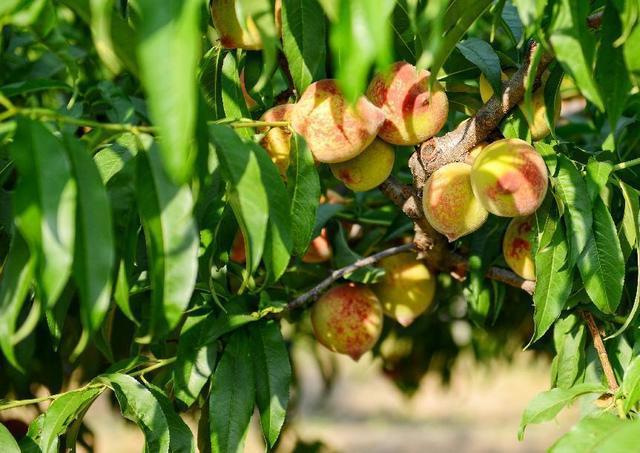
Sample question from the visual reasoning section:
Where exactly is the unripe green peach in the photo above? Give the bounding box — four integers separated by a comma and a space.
479, 72, 561, 140
259, 104, 294, 177
366, 61, 449, 145
503, 215, 536, 280
372, 252, 436, 326
211, 0, 262, 50
470, 138, 548, 217
301, 228, 332, 263
311, 283, 383, 360
329, 139, 395, 192
422, 162, 489, 241
291, 80, 385, 163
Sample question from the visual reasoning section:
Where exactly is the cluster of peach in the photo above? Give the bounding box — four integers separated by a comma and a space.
211, 0, 549, 362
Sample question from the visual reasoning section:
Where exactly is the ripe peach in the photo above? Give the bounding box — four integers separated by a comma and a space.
366, 61, 449, 145
373, 253, 436, 326
422, 162, 489, 241
230, 231, 246, 263
259, 104, 294, 177
470, 138, 548, 217
291, 80, 385, 163
211, 0, 262, 50
479, 72, 560, 140
301, 229, 333, 263
503, 215, 536, 280
311, 283, 383, 360
329, 139, 395, 192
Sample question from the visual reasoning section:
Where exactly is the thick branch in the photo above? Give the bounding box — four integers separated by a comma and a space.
582, 311, 619, 392
409, 42, 553, 187
287, 243, 417, 311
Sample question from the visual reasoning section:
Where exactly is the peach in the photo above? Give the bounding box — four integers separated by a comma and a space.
291, 80, 385, 163
230, 231, 246, 263
329, 139, 395, 192
422, 162, 489, 241
211, 0, 262, 50
503, 215, 536, 280
470, 138, 548, 217
311, 283, 383, 360
479, 72, 560, 140
373, 253, 436, 326
259, 104, 294, 177
301, 229, 333, 263
366, 61, 449, 145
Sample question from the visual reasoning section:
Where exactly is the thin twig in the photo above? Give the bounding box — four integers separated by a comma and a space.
287, 243, 417, 311
581, 311, 619, 392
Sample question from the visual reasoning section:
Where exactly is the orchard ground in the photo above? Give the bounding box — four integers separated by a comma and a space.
5, 346, 575, 452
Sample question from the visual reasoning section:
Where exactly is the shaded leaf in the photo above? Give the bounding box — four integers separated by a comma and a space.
623, 355, 640, 413
147, 384, 196, 453
135, 144, 199, 341
0, 421, 20, 453
456, 38, 501, 95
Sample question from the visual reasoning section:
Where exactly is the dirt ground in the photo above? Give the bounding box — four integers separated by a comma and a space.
66, 345, 577, 453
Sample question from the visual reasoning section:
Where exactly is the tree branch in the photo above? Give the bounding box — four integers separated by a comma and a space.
581, 311, 619, 392
409, 41, 553, 186
287, 242, 417, 311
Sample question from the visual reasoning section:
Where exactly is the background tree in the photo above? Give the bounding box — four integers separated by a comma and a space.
0, 0, 639, 451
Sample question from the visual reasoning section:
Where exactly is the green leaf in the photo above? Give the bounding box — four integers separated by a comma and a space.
89, 0, 121, 73
456, 38, 501, 95
281, 0, 327, 93
331, 225, 384, 284
65, 135, 115, 336
512, 0, 547, 28
391, 0, 417, 62
174, 306, 257, 408
10, 118, 76, 307
419, 0, 492, 80
595, 3, 632, 129
518, 383, 606, 440
555, 155, 593, 267
0, 79, 72, 97
135, 144, 199, 341
210, 330, 256, 453
617, 179, 639, 261
134, 0, 201, 182
578, 196, 625, 314
0, 232, 34, 369
531, 223, 572, 343
99, 373, 171, 453
330, 0, 395, 100
59, 0, 138, 74
0, 421, 20, 453
585, 159, 613, 203
553, 314, 586, 389
199, 47, 226, 119
624, 24, 640, 84
287, 134, 320, 256
220, 52, 251, 140
146, 384, 196, 453
548, 0, 604, 110
550, 412, 636, 452
543, 63, 564, 138
38, 387, 103, 453
250, 321, 291, 448
623, 355, 640, 413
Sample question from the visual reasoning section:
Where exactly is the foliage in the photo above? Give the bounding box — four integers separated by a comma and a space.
0, 0, 639, 451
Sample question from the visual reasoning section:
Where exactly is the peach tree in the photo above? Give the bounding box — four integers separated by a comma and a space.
0, 0, 640, 451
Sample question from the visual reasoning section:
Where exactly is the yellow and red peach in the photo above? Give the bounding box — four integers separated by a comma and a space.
479, 72, 560, 140
503, 215, 536, 280
211, 0, 263, 50
259, 104, 294, 177
366, 61, 449, 145
301, 228, 333, 263
373, 253, 436, 326
291, 80, 385, 163
470, 138, 548, 217
422, 162, 489, 241
329, 139, 395, 192
311, 283, 383, 360
464, 141, 489, 165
